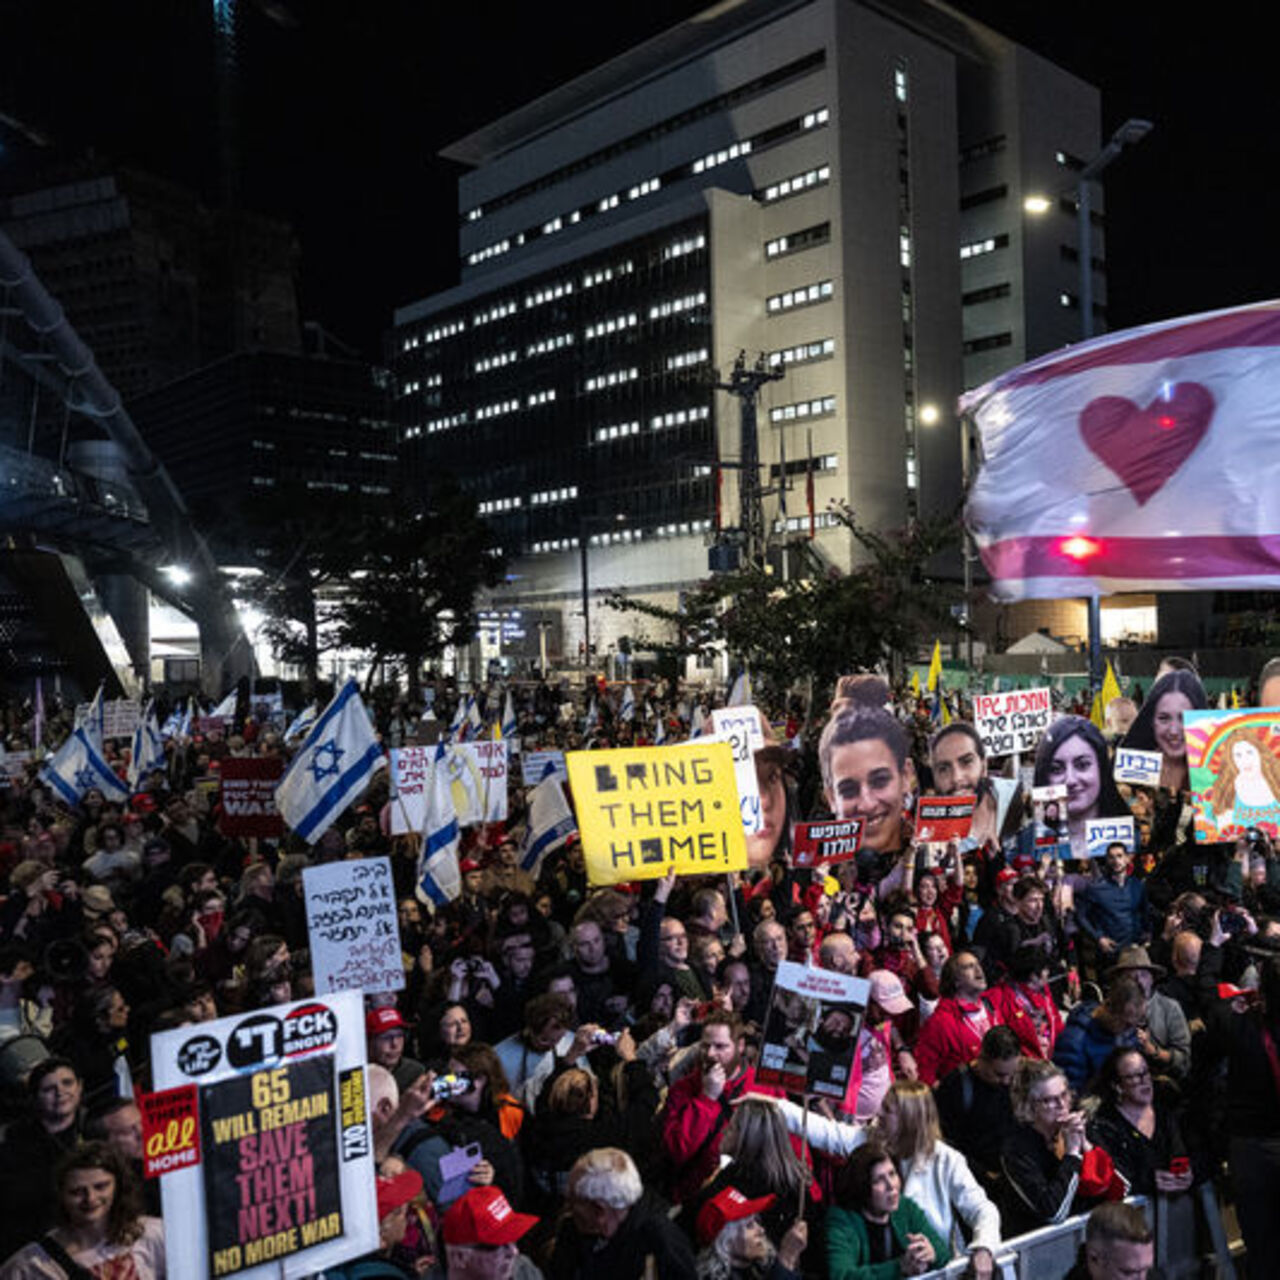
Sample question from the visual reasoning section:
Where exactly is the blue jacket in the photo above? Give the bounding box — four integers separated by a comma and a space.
1053, 1002, 1137, 1093
1075, 876, 1148, 949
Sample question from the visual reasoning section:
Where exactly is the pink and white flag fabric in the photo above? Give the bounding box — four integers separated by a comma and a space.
962, 299, 1280, 600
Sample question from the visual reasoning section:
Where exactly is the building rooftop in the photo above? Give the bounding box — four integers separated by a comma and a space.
441, 0, 1010, 169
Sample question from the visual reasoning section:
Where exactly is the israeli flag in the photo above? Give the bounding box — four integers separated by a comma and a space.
210, 689, 238, 720
128, 702, 166, 789
583, 697, 598, 734
42, 725, 129, 807
283, 702, 318, 742
690, 704, 707, 739
160, 706, 183, 740
76, 686, 106, 748
521, 772, 577, 874
447, 696, 468, 740
653, 717, 667, 746
501, 691, 517, 739
619, 685, 636, 722
275, 679, 386, 844
464, 696, 484, 741
727, 671, 753, 707
418, 742, 461, 905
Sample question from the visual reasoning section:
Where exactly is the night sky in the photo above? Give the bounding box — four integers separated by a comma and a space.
0, 1, 1272, 361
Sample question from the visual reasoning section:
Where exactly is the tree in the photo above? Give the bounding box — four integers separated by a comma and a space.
607, 504, 960, 719
332, 482, 504, 699
202, 481, 358, 696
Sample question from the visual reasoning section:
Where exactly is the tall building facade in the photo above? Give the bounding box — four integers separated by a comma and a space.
390, 0, 1102, 664
132, 351, 397, 561
0, 164, 301, 401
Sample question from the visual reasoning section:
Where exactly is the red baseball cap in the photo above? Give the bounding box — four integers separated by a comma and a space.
376, 1168, 422, 1219
366, 1007, 406, 1037
459, 857, 483, 874
996, 867, 1018, 886
695, 1187, 777, 1245
442, 1187, 538, 1246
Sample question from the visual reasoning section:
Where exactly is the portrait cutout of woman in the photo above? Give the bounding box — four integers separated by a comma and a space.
1207, 727, 1280, 834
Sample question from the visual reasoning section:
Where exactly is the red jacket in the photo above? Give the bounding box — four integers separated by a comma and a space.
914, 995, 1001, 1085
987, 981, 1064, 1060
660, 1065, 783, 1202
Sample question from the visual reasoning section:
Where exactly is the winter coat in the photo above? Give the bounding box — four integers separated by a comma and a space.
1052, 1002, 1137, 1094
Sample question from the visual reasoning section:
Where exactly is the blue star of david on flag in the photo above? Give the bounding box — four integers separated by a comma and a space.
40, 725, 130, 807
308, 738, 345, 783
276, 680, 385, 843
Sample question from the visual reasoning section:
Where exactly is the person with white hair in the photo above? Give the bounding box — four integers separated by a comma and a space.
548, 1147, 695, 1280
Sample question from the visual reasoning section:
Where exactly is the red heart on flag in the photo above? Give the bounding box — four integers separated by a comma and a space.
1079, 382, 1214, 506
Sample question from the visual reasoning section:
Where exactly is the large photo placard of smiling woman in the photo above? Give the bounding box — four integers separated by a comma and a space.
1185, 707, 1280, 842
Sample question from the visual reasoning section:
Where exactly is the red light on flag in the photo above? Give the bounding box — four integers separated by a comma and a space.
1058, 535, 1101, 562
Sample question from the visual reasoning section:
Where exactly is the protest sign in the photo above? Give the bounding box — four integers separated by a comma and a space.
1185, 707, 1280, 842
1031, 784, 1070, 855
756, 961, 869, 1098
201, 1055, 341, 1276
791, 819, 863, 868
218, 758, 284, 838
250, 691, 285, 726
140, 1084, 201, 1179
565, 740, 747, 885
390, 742, 507, 834
1113, 747, 1164, 787
468, 738, 509, 824
972, 688, 1052, 757
0, 750, 32, 778
1085, 815, 1136, 858
75, 698, 142, 740
709, 705, 766, 835
303, 857, 403, 996
914, 795, 976, 843
151, 990, 377, 1280
522, 749, 567, 787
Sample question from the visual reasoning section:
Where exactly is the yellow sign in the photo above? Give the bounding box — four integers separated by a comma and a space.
566, 741, 748, 885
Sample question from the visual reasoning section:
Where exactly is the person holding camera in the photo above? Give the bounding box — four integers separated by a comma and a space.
392, 1044, 527, 1212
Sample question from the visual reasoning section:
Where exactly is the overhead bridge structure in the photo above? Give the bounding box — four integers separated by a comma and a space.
0, 224, 253, 697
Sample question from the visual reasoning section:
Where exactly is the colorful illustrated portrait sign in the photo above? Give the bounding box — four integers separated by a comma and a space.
1185, 707, 1280, 843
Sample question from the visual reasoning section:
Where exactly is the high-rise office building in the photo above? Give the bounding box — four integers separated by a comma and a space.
390, 0, 1102, 664
0, 163, 301, 402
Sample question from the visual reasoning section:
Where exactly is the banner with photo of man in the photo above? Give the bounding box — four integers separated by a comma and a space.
756, 961, 869, 1098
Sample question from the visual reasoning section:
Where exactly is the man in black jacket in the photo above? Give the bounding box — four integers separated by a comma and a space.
550, 1147, 695, 1280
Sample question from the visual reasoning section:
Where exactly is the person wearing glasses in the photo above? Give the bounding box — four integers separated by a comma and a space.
1085, 1047, 1194, 1198
999, 1060, 1124, 1237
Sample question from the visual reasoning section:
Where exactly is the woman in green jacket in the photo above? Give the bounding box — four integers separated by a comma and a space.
827, 1143, 951, 1280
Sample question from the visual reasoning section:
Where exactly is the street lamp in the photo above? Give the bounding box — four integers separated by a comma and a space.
579, 512, 626, 672
1076, 119, 1152, 340
1025, 118, 1153, 694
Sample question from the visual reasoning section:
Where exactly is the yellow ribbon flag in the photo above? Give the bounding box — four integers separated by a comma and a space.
910, 671, 921, 698
926, 641, 943, 693
1100, 661, 1122, 709
1089, 691, 1104, 730
1231, 688, 1240, 709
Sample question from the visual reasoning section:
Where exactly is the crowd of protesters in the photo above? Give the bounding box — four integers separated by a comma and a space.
0, 655, 1279, 1280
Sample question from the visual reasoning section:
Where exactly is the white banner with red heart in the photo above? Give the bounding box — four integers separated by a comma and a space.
962, 299, 1280, 599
